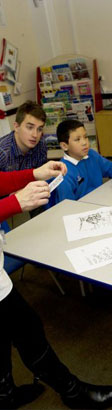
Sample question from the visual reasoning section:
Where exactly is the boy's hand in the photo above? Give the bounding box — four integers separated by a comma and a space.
33, 160, 67, 181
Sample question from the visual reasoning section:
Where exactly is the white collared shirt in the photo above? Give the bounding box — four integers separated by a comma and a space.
63, 153, 89, 165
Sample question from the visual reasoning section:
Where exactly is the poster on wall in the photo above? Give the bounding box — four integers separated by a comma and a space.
6, 60, 21, 84
0, 90, 13, 109
4, 41, 18, 73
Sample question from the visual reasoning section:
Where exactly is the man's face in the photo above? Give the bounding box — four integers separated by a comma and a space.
14, 114, 45, 153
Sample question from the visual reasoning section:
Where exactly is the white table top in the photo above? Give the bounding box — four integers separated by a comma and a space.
4, 199, 112, 288
80, 180, 112, 206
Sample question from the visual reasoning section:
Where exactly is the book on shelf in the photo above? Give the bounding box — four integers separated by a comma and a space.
43, 101, 66, 127
77, 81, 92, 96
40, 66, 53, 82
52, 63, 73, 82
55, 89, 70, 101
79, 94, 94, 106
43, 101, 65, 114
38, 58, 94, 137
71, 100, 94, 123
60, 84, 75, 97
45, 116, 59, 128
44, 133, 60, 149
54, 89, 73, 113
68, 58, 90, 80
39, 81, 55, 99
43, 101, 66, 131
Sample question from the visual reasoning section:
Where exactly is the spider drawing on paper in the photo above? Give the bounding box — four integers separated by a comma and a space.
79, 212, 104, 231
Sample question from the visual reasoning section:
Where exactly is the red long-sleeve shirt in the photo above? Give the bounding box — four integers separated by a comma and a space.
0, 169, 35, 222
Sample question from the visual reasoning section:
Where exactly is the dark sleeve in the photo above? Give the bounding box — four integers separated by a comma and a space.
0, 148, 7, 171
40, 138, 47, 164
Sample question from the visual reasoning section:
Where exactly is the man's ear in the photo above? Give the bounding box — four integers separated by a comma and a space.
14, 121, 19, 132
60, 141, 68, 151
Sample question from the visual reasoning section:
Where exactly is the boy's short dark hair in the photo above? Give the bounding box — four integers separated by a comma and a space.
16, 100, 46, 125
57, 119, 84, 144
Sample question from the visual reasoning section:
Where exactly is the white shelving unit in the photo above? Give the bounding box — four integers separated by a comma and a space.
36, 54, 97, 159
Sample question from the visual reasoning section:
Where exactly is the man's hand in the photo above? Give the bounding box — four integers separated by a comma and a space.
15, 180, 50, 212
33, 160, 67, 181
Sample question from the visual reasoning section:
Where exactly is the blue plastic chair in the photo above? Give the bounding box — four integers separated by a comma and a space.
1, 221, 25, 276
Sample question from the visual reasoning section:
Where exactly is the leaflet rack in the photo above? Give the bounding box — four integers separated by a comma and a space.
36, 54, 96, 154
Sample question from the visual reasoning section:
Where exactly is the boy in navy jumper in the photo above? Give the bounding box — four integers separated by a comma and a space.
50, 119, 112, 205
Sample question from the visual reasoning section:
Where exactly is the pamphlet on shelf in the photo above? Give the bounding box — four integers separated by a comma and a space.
52, 64, 73, 82
43, 101, 66, 117
40, 66, 53, 82
39, 81, 55, 98
68, 57, 90, 80
55, 90, 72, 113
44, 134, 60, 149
43, 101, 66, 130
77, 81, 92, 96
71, 100, 94, 123
37, 56, 94, 138
60, 84, 75, 97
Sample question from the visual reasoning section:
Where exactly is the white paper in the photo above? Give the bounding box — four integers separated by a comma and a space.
49, 173, 63, 193
63, 207, 112, 242
65, 237, 112, 274
14, 82, 22, 95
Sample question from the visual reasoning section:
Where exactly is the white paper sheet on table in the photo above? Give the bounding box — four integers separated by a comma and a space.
65, 237, 112, 274
63, 207, 112, 242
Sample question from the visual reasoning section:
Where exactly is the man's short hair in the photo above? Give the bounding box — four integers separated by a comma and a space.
16, 100, 46, 125
57, 119, 84, 144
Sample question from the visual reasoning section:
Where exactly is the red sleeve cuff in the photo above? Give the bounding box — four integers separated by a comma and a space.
0, 194, 22, 223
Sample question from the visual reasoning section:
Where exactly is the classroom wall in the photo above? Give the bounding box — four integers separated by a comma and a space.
0, 0, 47, 130
59, 0, 112, 92
29, 0, 77, 62
0, 0, 41, 109
35, 0, 112, 93
1, 0, 112, 131
0, 0, 78, 130
31, 0, 112, 92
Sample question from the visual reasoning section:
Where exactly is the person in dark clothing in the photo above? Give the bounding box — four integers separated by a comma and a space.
0, 161, 112, 409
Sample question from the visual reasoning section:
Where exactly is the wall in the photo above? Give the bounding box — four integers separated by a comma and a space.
0, 0, 78, 130
44, 0, 77, 56
0, 0, 43, 129
29, 0, 77, 62
1, 0, 112, 131
36, 0, 112, 92
66, 0, 112, 92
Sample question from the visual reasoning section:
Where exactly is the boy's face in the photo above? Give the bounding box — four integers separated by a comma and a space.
61, 126, 89, 160
14, 114, 45, 153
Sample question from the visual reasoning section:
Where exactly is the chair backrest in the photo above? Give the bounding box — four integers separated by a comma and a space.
1, 221, 25, 275
1, 220, 10, 233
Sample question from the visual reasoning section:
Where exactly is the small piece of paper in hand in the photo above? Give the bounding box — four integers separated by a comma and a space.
49, 173, 64, 193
